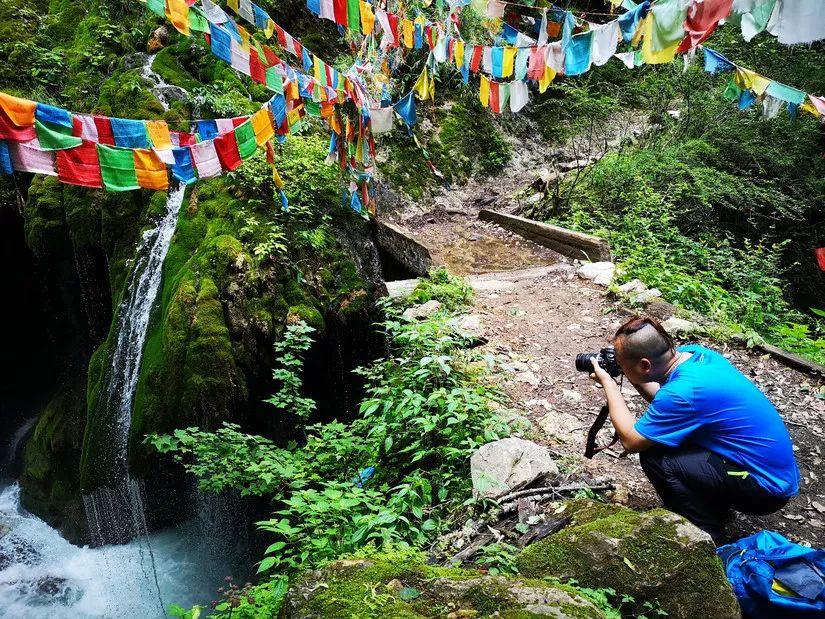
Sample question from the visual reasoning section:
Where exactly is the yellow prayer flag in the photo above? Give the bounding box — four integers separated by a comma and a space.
539, 65, 556, 93
265, 18, 275, 38
502, 47, 516, 78
165, 0, 190, 36
251, 109, 275, 145
413, 69, 434, 101
146, 120, 172, 151
239, 25, 251, 51
639, 14, 678, 65
735, 68, 771, 96
455, 40, 465, 68
479, 75, 490, 108
228, 0, 240, 13
0, 92, 36, 127
402, 19, 415, 48
360, 1, 375, 36
272, 164, 284, 189
133, 149, 169, 191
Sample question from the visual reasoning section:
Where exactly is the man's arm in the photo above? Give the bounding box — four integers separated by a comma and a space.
630, 381, 660, 403
591, 359, 653, 453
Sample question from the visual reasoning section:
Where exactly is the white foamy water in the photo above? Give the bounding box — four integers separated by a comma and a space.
0, 483, 229, 618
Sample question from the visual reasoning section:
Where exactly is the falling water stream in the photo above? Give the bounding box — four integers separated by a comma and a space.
0, 56, 232, 616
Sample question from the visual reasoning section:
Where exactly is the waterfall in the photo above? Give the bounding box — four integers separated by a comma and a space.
83, 184, 186, 546
138, 54, 189, 112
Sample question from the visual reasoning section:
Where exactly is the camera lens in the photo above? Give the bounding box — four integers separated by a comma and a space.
575, 353, 597, 372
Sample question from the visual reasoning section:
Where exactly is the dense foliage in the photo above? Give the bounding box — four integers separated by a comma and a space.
148, 270, 519, 614
527, 28, 825, 363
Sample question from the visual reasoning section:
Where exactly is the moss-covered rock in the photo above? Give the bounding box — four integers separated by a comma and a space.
516, 500, 740, 619
19, 378, 89, 543
281, 552, 617, 619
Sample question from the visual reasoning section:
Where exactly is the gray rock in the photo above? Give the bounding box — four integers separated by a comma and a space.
617, 279, 646, 294
662, 316, 699, 335
517, 500, 740, 619
538, 411, 583, 443
577, 262, 616, 286
402, 300, 441, 320
631, 288, 662, 304
471, 437, 559, 499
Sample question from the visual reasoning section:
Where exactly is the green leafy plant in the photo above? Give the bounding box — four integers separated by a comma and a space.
407, 267, 474, 312
265, 321, 317, 426
474, 542, 519, 576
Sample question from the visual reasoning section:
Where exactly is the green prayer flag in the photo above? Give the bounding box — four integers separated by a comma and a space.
346, 0, 361, 34
305, 100, 321, 117
266, 68, 284, 95
723, 80, 743, 103
235, 121, 258, 159
98, 144, 139, 192
35, 120, 82, 151
189, 8, 210, 33
145, 0, 165, 17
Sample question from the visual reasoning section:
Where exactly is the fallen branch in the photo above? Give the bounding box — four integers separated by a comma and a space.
496, 481, 613, 505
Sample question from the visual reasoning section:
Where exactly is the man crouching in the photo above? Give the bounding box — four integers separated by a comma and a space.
589, 316, 800, 544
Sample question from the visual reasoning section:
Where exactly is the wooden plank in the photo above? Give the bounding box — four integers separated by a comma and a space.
478, 209, 612, 262
755, 343, 825, 377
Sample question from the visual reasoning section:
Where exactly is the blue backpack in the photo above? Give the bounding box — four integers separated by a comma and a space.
717, 530, 825, 618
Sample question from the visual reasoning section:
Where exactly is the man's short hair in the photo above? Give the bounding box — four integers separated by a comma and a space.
613, 316, 675, 363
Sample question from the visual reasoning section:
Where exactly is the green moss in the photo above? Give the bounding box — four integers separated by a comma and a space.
152, 45, 201, 92
20, 377, 88, 543
285, 551, 612, 619
516, 500, 737, 619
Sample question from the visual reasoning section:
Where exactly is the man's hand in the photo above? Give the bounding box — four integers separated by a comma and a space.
590, 356, 613, 386
589, 356, 653, 453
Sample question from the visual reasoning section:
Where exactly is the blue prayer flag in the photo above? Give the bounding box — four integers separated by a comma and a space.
393, 92, 416, 126
209, 23, 233, 63
306, 0, 320, 15
172, 147, 197, 185
110, 118, 148, 148
738, 90, 757, 110
703, 48, 735, 75
0, 140, 12, 175
618, 1, 650, 42
491, 47, 504, 78
196, 120, 219, 141
564, 31, 593, 76
35, 103, 73, 129
252, 4, 269, 28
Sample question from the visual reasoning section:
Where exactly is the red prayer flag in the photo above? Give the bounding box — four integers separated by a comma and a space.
489, 81, 500, 113
470, 45, 483, 73
275, 25, 287, 49
249, 50, 267, 84
263, 46, 281, 67
56, 141, 103, 188
0, 110, 35, 142
333, 0, 347, 27
231, 116, 247, 128
816, 248, 825, 272
678, 0, 733, 53
93, 116, 115, 146
388, 14, 400, 48
172, 131, 196, 146
214, 131, 242, 171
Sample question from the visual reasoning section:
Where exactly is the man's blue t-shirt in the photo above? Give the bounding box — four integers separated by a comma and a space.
634, 344, 799, 498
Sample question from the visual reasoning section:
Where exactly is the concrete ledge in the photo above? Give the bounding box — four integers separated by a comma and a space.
478, 209, 611, 262
373, 219, 433, 277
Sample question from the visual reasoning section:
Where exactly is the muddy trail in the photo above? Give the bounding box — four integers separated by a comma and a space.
381, 133, 825, 546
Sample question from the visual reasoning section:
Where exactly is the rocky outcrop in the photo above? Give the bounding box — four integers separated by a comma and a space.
516, 500, 740, 619
281, 552, 616, 618
470, 438, 558, 499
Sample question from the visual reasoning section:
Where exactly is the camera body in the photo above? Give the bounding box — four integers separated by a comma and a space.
575, 346, 622, 378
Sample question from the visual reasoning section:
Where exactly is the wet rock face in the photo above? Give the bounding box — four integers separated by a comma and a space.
516, 500, 741, 619
147, 26, 169, 53
280, 554, 615, 618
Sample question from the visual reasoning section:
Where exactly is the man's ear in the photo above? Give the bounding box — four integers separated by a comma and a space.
639, 358, 653, 375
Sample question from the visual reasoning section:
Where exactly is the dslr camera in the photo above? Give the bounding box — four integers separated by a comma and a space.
575, 346, 622, 378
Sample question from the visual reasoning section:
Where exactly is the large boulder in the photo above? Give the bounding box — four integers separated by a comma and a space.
471, 438, 559, 499
280, 552, 616, 618
516, 500, 740, 619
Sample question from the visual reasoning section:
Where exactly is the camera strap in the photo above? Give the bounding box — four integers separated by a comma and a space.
584, 404, 619, 459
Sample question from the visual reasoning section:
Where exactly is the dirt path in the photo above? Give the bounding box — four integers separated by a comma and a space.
463, 264, 825, 546
381, 111, 825, 546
